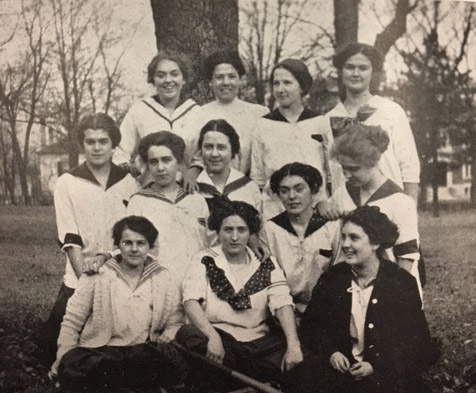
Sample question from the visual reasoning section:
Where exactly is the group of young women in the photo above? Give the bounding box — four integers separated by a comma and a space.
50, 43, 436, 393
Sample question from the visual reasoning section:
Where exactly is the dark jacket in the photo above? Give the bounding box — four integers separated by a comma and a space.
299, 259, 435, 392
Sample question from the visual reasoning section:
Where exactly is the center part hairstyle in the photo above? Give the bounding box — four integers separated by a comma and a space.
198, 119, 241, 158
76, 112, 121, 148
331, 124, 390, 167
208, 200, 261, 235
343, 206, 399, 250
270, 162, 323, 195
138, 131, 186, 163
203, 50, 246, 81
112, 215, 159, 248
271, 58, 313, 96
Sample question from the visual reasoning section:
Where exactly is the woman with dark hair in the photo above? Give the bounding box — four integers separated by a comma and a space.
176, 200, 303, 392
126, 131, 209, 283
191, 50, 269, 176
250, 58, 331, 220
50, 216, 186, 391
323, 43, 420, 206
293, 206, 435, 393
263, 163, 340, 313
328, 124, 422, 294
196, 119, 261, 212
114, 51, 202, 185
39, 113, 139, 366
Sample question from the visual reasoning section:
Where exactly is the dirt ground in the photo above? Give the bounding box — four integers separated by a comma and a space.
0, 205, 475, 392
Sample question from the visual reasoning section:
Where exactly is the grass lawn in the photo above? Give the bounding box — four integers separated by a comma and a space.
0, 205, 475, 392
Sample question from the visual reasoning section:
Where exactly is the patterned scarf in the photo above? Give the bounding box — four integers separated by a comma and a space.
201, 255, 275, 310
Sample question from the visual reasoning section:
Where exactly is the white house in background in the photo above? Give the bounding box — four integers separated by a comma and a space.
36, 141, 70, 203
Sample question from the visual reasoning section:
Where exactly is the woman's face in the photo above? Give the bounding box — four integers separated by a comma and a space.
201, 131, 233, 175
341, 221, 378, 267
218, 215, 250, 257
341, 53, 372, 95
211, 63, 241, 104
83, 128, 114, 170
119, 228, 150, 270
147, 145, 179, 188
278, 175, 314, 216
272, 67, 302, 108
338, 155, 374, 187
153, 59, 185, 104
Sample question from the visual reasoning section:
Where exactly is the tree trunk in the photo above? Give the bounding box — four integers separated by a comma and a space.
334, 0, 359, 51
150, 0, 239, 104
10, 124, 31, 205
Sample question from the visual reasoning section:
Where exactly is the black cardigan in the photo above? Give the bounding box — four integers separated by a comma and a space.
299, 259, 435, 391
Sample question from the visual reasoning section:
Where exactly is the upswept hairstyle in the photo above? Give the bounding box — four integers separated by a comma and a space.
208, 200, 261, 235
331, 124, 389, 167
204, 50, 246, 81
76, 113, 121, 148
333, 43, 384, 98
270, 58, 313, 96
343, 206, 399, 250
138, 131, 186, 163
333, 43, 383, 72
198, 119, 241, 158
112, 215, 158, 248
270, 162, 323, 195
147, 50, 192, 84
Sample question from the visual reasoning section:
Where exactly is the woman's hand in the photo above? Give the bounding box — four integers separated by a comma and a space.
248, 235, 270, 261
82, 254, 109, 275
206, 332, 225, 364
349, 361, 373, 380
281, 344, 303, 372
183, 167, 201, 194
316, 200, 342, 220
119, 162, 141, 178
330, 351, 350, 373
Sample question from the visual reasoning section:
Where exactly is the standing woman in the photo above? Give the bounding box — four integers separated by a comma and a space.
177, 201, 302, 392
250, 58, 330, 221
194, 50, 269, 175
325, 43, 420, 203
114, 51, 202, 183
329, 124, 422, 294
263, 163, 340, 314
294, 206, 435, 393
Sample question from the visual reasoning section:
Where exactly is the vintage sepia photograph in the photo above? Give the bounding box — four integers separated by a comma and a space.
0, 0, 475, 392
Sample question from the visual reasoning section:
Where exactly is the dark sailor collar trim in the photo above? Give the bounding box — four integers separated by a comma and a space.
263, 107, 319, 123
198, 175, 253, 197
69, 162, 128, 190
133, 184, 189, 204
346, 179, 403, 207
270, 210, 328, 238
143, 97, 198, 128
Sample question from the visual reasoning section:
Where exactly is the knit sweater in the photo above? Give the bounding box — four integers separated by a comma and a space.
52, 259, 183, 374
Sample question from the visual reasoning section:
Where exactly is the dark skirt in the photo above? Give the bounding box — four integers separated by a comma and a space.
58, 341, 189, 391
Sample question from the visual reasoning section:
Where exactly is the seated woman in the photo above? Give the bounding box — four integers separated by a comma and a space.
50, 216, 186, 391
328, 124, 422, 294
263, 163, 340, 314
196, 119, 261, 212
176, 201, 303, 392
127, 131, 209, 283
294, 206, 435, 393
